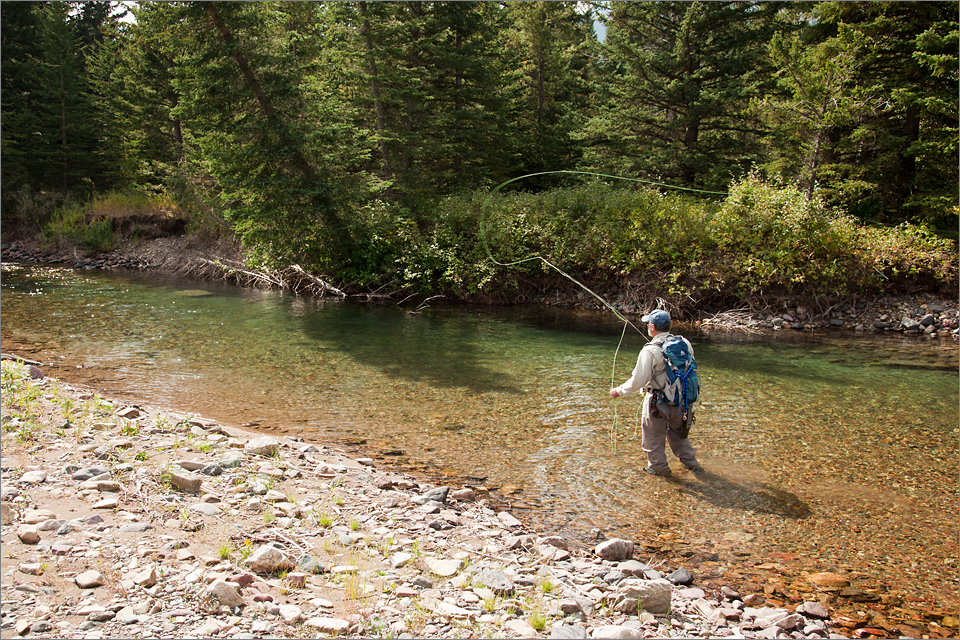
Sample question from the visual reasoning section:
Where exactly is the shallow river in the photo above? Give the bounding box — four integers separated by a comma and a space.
2, 264, 957, 629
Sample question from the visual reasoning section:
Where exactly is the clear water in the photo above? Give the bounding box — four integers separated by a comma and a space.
2, 264, 958, 617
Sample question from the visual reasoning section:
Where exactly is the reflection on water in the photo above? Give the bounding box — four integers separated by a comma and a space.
2, 263, 958, 614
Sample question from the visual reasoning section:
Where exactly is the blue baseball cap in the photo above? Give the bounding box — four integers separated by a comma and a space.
641, 309, 671, 329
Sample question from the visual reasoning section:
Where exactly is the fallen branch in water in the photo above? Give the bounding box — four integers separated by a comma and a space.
289, 264, 346, 297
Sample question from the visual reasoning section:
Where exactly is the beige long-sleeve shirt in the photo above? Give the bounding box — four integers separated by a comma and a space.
613, 333, 694, 398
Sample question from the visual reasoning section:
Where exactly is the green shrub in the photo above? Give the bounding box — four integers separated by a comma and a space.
43, 205, 115, 253
708, 175, 860, 295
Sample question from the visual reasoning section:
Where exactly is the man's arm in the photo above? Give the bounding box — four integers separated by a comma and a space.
610, 345, 656, 398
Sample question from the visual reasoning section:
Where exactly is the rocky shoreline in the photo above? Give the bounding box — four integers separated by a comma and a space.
0, 360, 870, 640
2, 239, 958, 340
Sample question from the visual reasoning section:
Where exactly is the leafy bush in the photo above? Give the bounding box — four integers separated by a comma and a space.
708, 175, 861, 295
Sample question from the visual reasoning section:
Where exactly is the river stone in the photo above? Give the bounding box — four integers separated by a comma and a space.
591, 626, 645, 639
204, 579, 243, 609
298, 554, 326, 574
244, 437, 279, 457
189, 502, 220, 516
219, 455, 243, 469
264, 490, 287, 503
618, 578, 672, 614
412, 486, 449, 505
246, 545, 295, 574
199, 463, 223, 476
425, 557, 461, 578
37, 518, 65, 531
93, 497, 118, 509
17, 524, 40, 544
132, 566, 157, 587
22, 508, 57, 524
796, 601, 830, 619
19, 470, 47, 484
391, 552, 413, 569
175, 459, 206, 471
304, 617, 350, 633
550, 625, 589, 639
75, 570, 104, 588
279, 604, 303, 624
119, 523, 153, 533
807, 572, 849, 589
617, 560, 646, 576
667, 567, 694, 585
163, 468, 202, 493
0, 502, 13, 525
475, 568, 515, 595
901, 316, 922, 330
596, 538, 634, 561
450, 488, 476, 502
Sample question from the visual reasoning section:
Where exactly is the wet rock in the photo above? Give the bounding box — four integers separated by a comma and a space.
796, 601, 830, 619
807, 572, 849, 589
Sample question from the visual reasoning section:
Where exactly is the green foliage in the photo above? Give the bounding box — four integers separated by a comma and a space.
709, 175, 859, 295
43, 206, 115, 253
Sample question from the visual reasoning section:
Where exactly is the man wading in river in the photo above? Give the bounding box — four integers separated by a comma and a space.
610, 310, 703, 477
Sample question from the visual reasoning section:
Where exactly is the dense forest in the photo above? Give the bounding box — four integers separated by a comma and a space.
2, 1, 957, 306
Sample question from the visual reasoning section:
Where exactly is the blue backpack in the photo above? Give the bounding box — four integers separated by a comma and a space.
659, 335, 699, 415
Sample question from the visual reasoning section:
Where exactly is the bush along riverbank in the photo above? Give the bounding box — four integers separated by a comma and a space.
2, 237, 958, 341
0, 359, 875, 640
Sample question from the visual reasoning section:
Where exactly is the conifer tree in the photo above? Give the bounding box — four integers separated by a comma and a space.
582, 1, 786, 191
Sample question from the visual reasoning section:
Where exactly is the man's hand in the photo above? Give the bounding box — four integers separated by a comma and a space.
609, 389, 619, 398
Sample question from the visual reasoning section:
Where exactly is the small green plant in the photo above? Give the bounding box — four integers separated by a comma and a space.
218, 541, 233, 560
196, 443, 213, 453
528, 611, 546, 632
318, 513, 334, 528
237, 539, 254, 562
120, 424, 140, 437
262, 511, 274, 524
349, 518, 360, 532
134, 452, 148, 461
